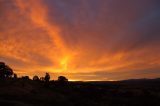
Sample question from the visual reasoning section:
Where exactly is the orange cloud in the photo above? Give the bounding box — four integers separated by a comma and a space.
15, 0, 77, 72
0, 0, 160, 80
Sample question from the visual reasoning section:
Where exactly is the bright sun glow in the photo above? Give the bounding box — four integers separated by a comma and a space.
60, 56, 70, 71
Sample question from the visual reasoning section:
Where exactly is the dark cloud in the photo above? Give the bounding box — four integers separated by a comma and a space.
45, 0, 160, 53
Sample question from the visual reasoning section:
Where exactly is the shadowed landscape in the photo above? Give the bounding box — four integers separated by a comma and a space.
0, 62, 160, 106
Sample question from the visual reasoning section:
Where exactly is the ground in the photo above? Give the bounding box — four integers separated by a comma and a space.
0, 78, 160, 106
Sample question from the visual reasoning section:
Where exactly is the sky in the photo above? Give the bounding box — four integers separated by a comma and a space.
0, 0, 160, 81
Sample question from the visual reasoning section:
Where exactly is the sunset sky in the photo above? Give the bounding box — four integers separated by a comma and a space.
0, 0, 160, 81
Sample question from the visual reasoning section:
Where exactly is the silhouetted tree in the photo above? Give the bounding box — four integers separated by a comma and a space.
55, 76, 68, 86
0, 62, 13, 79
40, 77, 45, 81
33, 75, 39, 81
58, 76, 68, 82
45, 73, 50, 82
44, 73, 50, 87
13, 73, 17, 79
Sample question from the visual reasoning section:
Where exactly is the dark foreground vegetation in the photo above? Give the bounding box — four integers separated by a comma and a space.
0, 62, 160, 106
1, 78, 160, 106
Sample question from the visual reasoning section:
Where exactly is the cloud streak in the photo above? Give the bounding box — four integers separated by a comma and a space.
0, 0, 160, 80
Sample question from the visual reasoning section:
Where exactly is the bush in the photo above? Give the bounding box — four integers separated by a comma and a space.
0, 62, 13, 79
33, 75, 40, 81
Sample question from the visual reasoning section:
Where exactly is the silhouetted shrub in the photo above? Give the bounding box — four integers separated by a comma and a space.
58, 76, 68, 82
22, 76, 30, 80
57, 76, 69, 86
44, 73, 50, 87
44, 73, 50, 82
0, 62, 13, 79
33, 75, 39, 81
13, 73, 17, 79
40, 77, 45, 81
